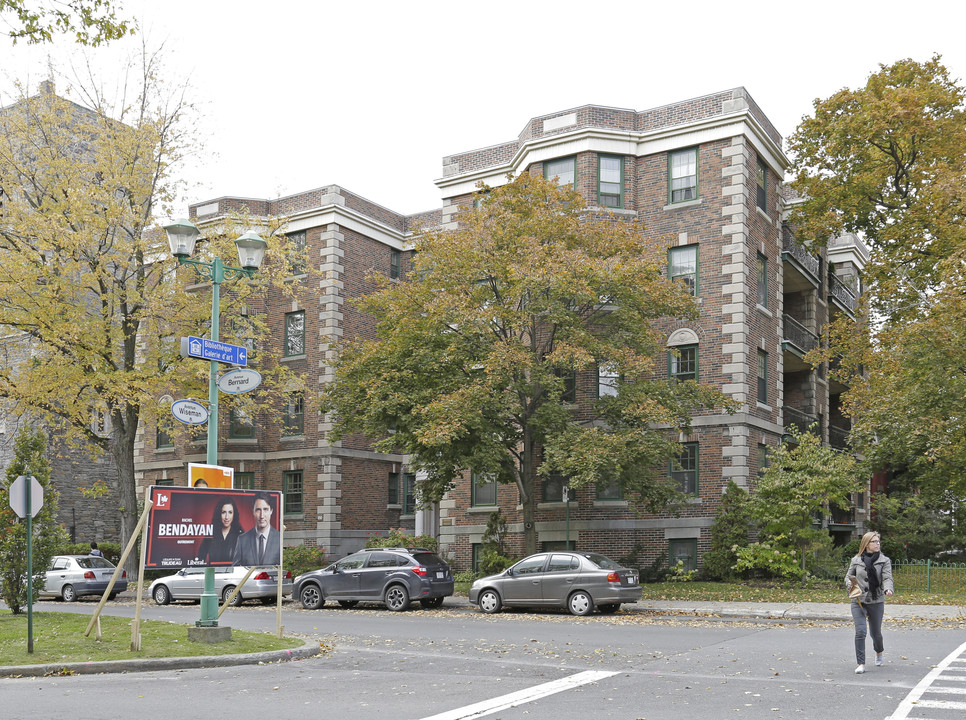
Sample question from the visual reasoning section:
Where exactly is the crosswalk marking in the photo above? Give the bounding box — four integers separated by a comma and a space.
418, 670, 620, 720
887, 640, 966, 719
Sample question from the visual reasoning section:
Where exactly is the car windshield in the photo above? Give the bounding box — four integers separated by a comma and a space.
76, 557, 114, 569
582, 553, 622, 570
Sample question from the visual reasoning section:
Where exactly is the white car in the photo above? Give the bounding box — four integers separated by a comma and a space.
41, 555, 128, 602
148, 566, 292, 606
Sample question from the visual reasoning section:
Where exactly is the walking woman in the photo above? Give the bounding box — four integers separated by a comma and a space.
846, 531, 894, 674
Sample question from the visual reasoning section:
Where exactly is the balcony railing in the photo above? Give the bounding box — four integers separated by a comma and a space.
829, 424, 850, 450
782, 405, 819, 435
829, 505, 856, 526
782, 314, 819, 356
828, 273, 857, 314
782, 229, 821, 281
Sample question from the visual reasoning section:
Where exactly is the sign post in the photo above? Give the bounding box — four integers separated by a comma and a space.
9, 473, 44, 653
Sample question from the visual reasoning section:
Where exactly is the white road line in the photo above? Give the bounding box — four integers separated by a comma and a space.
418, 670, 620, 720
886, 640, 966, 720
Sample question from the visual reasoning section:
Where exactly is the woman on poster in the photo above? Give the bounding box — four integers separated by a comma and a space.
196, 496, 244, 564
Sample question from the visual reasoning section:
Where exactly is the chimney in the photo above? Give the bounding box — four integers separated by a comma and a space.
39, 80, 54, 95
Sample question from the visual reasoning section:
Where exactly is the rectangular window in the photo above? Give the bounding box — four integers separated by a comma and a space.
389, 248, 401, 280
757, 253, 768, 308
284, 470, 303, 514
235, 472, 255, 490
545, 156, 575, 187
471, 472, 497, 507
543, 471, 568, 502
156, 477, 175, 486
669, 148, 697, 203
288, 231, 306, 275
472, 543, 483, 572
388, 472, 399, 505
670, 442, 698, 495
229, 408, 254, 439
554, 367, 577, 404
284, 311, 305, 357
156, 424, 173, 449
757, 157, 767, 211
233, 315, 256, 362
598, 155, 623, 208
402, 473, 416, 515
669, 538, 697, 572
669, 245, 698, 296
597, 363, 619, 397
669, 345, 697, 382
758, 443, 770, 478
758, 349, 768, 404
283, 392, 304, 435
596, 477, 622, 500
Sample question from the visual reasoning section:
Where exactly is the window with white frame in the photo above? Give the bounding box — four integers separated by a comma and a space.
598, 155, 623, 208
669, 148, 697, 203
284, 311, 305, 357
669, 245, 698, 296
545, 157, 575, 187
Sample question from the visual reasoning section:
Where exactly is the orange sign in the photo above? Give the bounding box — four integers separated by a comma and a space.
187, 463, 233, 488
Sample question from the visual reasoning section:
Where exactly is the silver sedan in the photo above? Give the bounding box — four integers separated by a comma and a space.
148, 566, 293, 606
41, 555, 128, 601
468, 551, 641, 616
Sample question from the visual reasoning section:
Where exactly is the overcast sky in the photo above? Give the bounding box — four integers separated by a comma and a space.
3, 0, 965, 218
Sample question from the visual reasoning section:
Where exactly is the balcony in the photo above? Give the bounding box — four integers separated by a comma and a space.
782, 228, 821, 293
782, 405, 819, 436
829, 424, 850, 450
782, 314, 819, 373
828, 273, 857, 318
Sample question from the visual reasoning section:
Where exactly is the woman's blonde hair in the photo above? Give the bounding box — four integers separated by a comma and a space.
857, 531, 881, 557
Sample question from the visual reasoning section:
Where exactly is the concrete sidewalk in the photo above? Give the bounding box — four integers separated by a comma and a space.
637, 599, 966, 622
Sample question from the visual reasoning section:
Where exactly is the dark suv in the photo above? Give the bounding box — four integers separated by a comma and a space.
293, 547, 454, 611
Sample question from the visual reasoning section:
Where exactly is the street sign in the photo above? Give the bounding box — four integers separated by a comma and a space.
171, 399, 209, 425
181, 336, 248, 366
217, 368, 262, 394
9, 475, 43, 518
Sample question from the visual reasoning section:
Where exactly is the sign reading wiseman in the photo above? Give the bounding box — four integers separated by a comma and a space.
146, 486, 283, 569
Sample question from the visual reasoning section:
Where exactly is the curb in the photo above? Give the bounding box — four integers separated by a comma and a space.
0, 637, 323, 678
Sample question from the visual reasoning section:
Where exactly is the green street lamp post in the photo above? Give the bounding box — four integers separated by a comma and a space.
164, 219, 267, 626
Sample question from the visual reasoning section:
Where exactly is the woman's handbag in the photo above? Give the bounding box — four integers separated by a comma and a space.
848, 576, 862, 599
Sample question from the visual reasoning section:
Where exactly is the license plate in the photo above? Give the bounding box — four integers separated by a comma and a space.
436, 572, 445, 579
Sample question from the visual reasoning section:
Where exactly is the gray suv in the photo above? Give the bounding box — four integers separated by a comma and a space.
294, 547, 454, 611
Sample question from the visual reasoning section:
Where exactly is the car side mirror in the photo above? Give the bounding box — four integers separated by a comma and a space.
505, 568, 514, 577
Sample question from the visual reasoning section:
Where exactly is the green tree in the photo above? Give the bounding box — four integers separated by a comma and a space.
702, 480, 752, 580
323, 173, 735, 553
0, 60, 302, 569
0, 427, 67, 614
748, 426, 862, 574
790, 56, 966, 510
1, 0, 131, 45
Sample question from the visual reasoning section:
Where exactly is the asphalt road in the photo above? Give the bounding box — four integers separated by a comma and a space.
4, 598, 966, 720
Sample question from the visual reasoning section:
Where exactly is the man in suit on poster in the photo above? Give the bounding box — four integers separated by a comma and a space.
233, 492, 281, 566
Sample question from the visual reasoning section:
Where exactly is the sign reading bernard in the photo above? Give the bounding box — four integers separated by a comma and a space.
217, 368, 262, 394
146, 486, 283, 569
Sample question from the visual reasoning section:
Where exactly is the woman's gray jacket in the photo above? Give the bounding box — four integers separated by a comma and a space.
845, 553, 894, 604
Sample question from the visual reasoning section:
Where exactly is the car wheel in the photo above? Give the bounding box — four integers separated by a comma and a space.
223, 585, 243, 606
61, 584, 77, 603
108, 592, 118, 601
568, 590, 594, 616
153, 585, 171, 606
299, 584, 324, 610
384, 584, 410, 611
260, 596, 276, 605
338, 600, 359, 608
420, 596, 444, 609
478, 589, 502, 614
598, 603, 620, 614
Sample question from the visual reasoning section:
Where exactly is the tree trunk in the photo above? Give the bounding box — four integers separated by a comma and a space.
111, 408, 141, 576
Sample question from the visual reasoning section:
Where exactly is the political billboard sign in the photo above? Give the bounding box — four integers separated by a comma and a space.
145, 486, 283, 569
187, 463, 233, 488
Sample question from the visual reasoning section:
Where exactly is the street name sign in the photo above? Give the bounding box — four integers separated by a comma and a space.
171, 399, 209, 425
181, 336, 248, 366
217, 368, 262, 394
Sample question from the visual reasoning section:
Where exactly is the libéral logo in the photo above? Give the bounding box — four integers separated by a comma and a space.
155, 492, 171, 510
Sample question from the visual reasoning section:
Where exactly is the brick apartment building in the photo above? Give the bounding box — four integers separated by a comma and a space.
135, 87, 868, 571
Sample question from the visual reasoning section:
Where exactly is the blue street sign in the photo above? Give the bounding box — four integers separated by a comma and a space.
180, 336, 248, 366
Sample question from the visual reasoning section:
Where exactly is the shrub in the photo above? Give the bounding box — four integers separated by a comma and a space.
668, 560, 698, 582
58, 541, 123, 566
365, 528, 438, 553
284, 544, 327, 578
734, 537, 806, 580
702, 481, 752, 580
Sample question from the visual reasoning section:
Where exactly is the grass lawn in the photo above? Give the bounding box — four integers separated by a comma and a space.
0, 611, 304, 667
638, 580, 966, 606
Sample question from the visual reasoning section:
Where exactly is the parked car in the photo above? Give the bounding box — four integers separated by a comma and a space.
293, 547, 454, 611
468, 551, 641, 616
40, 555, 128, 602
148, 566, 293, 606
